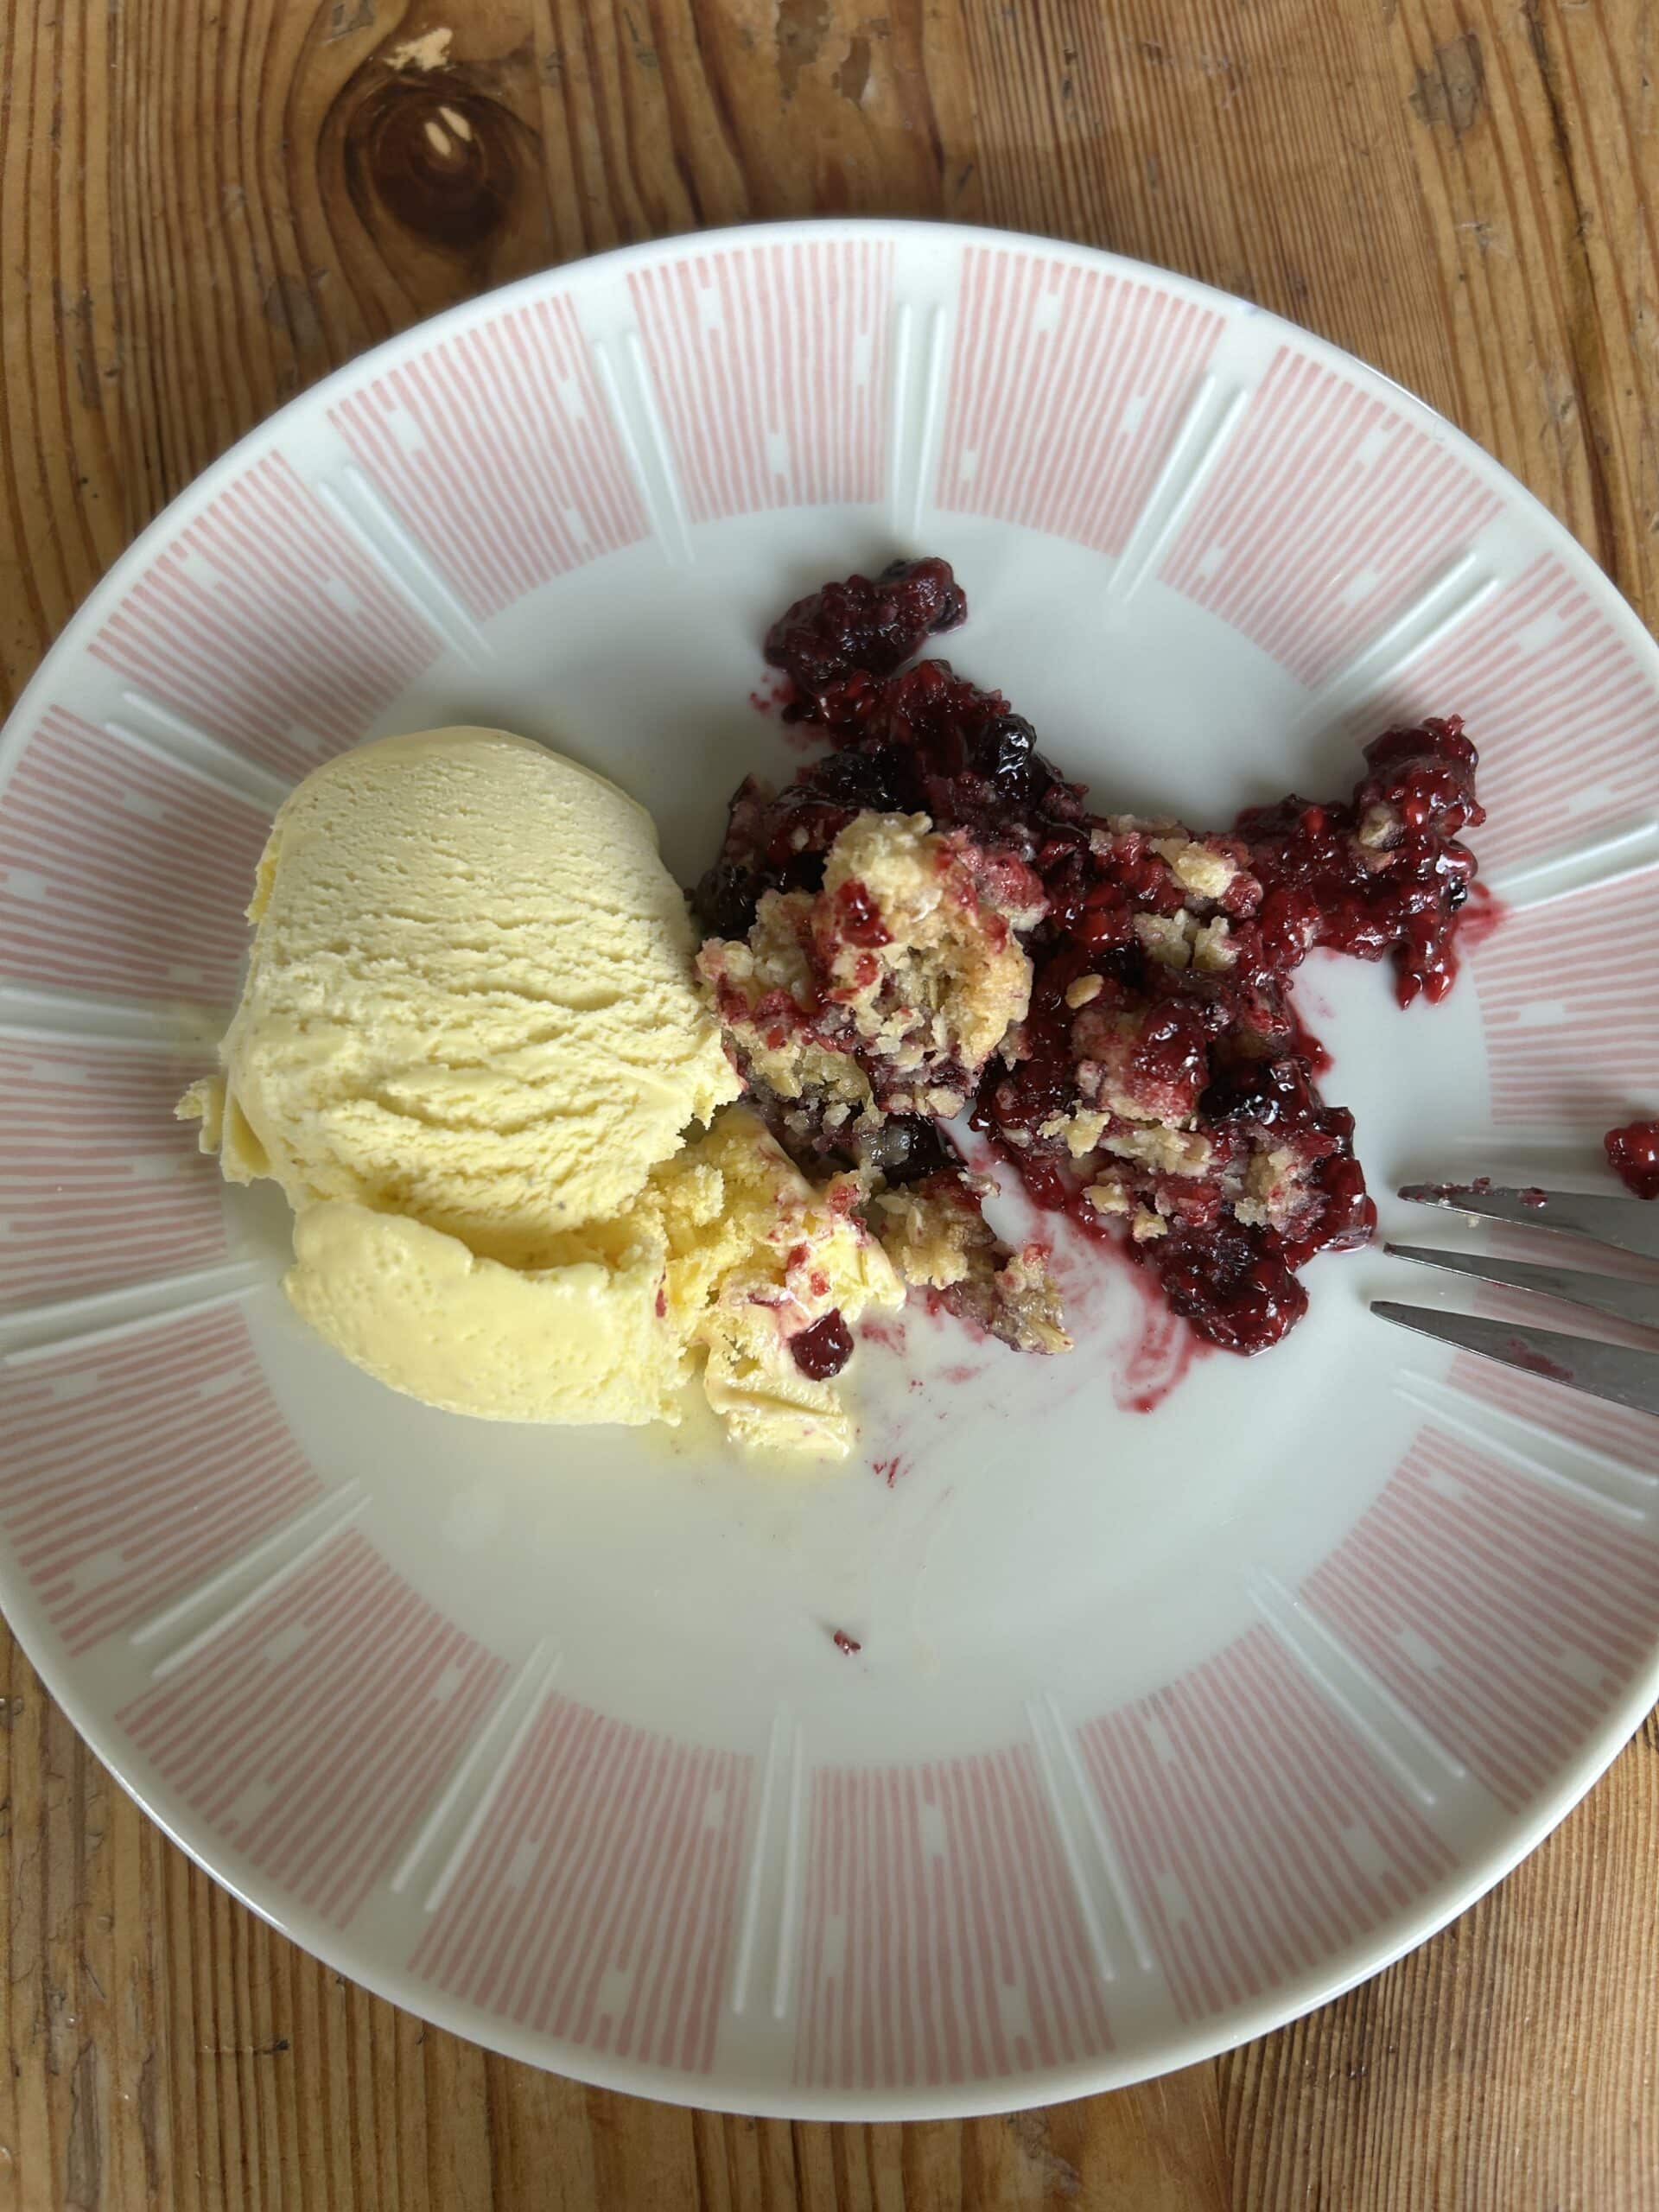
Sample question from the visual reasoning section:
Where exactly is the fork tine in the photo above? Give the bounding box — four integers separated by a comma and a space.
1384, 1243, 1659, 1329
1372, 1301, 1659, 1417
1396, 1184, 1659, 1262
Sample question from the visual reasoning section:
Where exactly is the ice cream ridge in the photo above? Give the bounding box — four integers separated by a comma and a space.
179, 728, 903, 1458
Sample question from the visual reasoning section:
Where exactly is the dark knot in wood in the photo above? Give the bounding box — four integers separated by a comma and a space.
345, 81, 524, 257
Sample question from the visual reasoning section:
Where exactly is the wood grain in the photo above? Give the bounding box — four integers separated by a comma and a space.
2, 0, 1656, 2204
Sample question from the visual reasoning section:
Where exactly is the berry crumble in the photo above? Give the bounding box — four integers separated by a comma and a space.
694, 558, 1486, 1361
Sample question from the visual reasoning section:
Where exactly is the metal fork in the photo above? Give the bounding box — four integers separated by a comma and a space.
1372, 1182, 1659, 1417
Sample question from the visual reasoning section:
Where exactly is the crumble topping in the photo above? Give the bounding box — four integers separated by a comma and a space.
874, 1175, 1071, 1355
698, 810, 1042, 1124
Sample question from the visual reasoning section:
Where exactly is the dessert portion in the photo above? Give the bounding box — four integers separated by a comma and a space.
180, 565, 1486, 1454
696, 558, 1485, 1356
182, 727, 899, 1455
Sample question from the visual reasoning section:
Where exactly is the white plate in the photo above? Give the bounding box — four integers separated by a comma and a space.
2, 220, 1657, 2117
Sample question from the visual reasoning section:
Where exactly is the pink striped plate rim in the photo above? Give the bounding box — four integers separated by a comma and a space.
0, 222, 1656, 2114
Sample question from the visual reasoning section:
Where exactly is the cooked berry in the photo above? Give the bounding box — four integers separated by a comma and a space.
1605, 1119, 1659, 1200
791, 1309, 855, 1379
766, 557, 968, 696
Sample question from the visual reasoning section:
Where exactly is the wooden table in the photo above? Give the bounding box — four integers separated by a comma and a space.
3, 2, 1656, 2203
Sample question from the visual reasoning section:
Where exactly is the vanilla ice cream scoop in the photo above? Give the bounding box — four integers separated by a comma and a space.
181, 729, 893, 1456
189, 727, 740, 1261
